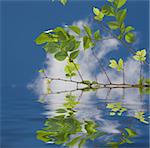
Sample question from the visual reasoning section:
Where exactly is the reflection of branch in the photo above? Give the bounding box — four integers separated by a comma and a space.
99, 22, 150, 67
105, 88, 111, 100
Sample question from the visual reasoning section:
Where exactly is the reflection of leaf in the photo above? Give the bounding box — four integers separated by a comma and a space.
107, 102, 126, 116
79, 138, 87, 148
66, 136, 82, 147
56, 108, 67, 113
85, 121, 97, 134
134, 111, 148, 124
125, 128, 137, 137
59, 0, 68, 5
108, 127, 137, 147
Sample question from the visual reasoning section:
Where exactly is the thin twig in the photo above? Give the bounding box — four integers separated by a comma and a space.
91, 48, 112, 84
72, 61, 84, 81
99, 22, 150, 67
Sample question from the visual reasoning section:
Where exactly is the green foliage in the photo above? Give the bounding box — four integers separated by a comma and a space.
106, 102, 127, 116
93, 7, 104, 21
113, 0, 127, 9
94, 30, 101, 40
133, 49, 146, 61
116, 9, 127, 25
134, 111, 149, 124
35, 33, 58, 45
70, 50, 80, 60
83, 36, 94, 50
69, 25, 81, 35
107, 21, 119, 30
102, 5, 115, 16
38, 69, 45, 73
109, 58, 124, 71
125, 26, 135, 33
125, 32, 136, 43
64, 61, 80, 78
55, 51, 68, 61
84, 25, 92, 38
35, 26, 82, 62
43, 42, 59, 54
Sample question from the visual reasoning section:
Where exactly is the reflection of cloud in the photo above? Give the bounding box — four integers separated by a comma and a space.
28, 19, 147, 132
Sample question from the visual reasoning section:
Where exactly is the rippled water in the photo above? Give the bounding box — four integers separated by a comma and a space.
2, 86, 149, 148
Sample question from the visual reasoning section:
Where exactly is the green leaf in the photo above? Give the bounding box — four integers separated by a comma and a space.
70, 50, 80, 60
43, 42, 59, 54
94, 30, 101, 40
38, 69, 45, 73
133, 49, 146, 61
107, 21, 119, 30
83, 36, 93, 50
93, 7, 104, 21
64, 39, 80, 52
116, 9, 127, 24
59, 0, 67, 5
83, 25, 92, 38
125, 26, 135, 33
102, 5, 115, 16
53, 27, 68, 40
93, 7, 100, 16
117, 58, 124, 71
109, 60, 118, 68
114, 0, 127, 9
69, 26, 81, 35
125, 32, 136, 43
55, 51, 67, 61
34, 33, 50, 45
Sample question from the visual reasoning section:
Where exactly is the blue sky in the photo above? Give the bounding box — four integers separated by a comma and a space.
1, 0, 149, 148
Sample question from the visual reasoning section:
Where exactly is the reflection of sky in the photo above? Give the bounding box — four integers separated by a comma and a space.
1, 0, 149, 148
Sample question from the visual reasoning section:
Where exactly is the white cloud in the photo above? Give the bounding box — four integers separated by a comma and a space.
28, 19, 147, 134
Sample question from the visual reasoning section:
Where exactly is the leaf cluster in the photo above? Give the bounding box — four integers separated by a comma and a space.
109, 58, 124, 71
93, 0, 136, 44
